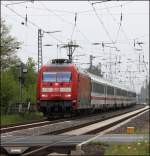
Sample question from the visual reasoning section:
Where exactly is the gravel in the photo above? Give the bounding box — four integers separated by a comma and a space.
107, 109, 149, 134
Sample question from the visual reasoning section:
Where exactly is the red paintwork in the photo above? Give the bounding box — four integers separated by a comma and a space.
77, 73, 91, 107
36, 64, 90, 111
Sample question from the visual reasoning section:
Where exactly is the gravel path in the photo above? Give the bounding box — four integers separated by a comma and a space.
107, 109, 149, 134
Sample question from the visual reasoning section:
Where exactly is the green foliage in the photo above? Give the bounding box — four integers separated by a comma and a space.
1, 112, 43, 126
1, 70, 20, 112
24, 57, 37, 103
0, 19, 38, 115
1, 57, 37, 114
0, 19, 21, 70
88, 141, 108, 147
104, 141, 149, 155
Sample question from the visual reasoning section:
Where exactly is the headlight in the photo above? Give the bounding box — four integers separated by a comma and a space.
60, 87, 71, 92
65, 94, 71, 97
41, 94, 48, 97
42, 88, 53, 92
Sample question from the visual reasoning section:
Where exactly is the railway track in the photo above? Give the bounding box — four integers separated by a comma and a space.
0, 117, 47, 129
0, 118, 69, 134
1, 105, 149, 156
1, 105, 143, 135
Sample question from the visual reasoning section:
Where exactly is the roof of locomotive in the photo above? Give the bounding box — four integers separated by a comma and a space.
43, 60, 77, 68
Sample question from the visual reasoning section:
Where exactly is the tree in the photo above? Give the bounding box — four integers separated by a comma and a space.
24, 57, 37, 103
0, 19, 21, 70
0, 20, 38, 114
1, 70, 20, 113
87, 64, 103, 77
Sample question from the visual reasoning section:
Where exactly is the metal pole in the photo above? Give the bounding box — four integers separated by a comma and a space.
20, 63, 22, 104
145, 76, 148, 105
38, 29, 43, 72
18, 62, 23, 113
90, 55, 94, 70
68, 43, 72, 62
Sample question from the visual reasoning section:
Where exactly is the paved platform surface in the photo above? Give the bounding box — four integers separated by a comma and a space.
94, 134, 149, 143
1, 135, 95, 147
1, 134, 149, 148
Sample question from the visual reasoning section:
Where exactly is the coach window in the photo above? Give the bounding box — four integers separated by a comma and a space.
120, 89, 123, 96
117, 88, 121, 96
125, 91, 128, 97
107, 86, 114, 95
92, 81, 95, 92
97, 83, 105, 94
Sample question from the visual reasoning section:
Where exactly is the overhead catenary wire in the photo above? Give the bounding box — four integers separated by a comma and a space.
5, 1, 28, 6
114, 5, 122, 42
15, 3, 148, 16
70, 12, 77, 40
103, 3, 133, 50
2, 3, 64, 44
101, 2, 148, 85
41, 2, 92, 44
78, 1, 133, 14
88, 1, 117, 48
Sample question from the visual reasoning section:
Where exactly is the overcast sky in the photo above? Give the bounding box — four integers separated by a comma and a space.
1, 1, 149, 93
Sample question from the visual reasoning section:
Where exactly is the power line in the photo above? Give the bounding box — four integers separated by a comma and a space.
103, 3, 133, 50
89, 1, 116, 47
78, 1, 133, 14
41, 2, 92, 44
70, 12, 77, 40
2, 3, 64, 44
19, 5, 76, 14
15, 1, 133, 15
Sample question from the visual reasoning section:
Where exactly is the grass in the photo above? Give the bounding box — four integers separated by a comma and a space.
134, 127, 149, 134
104, 141, 150, 155
88, 141, 109, 147
0, 111, 43, 126
87, 140, 149, 155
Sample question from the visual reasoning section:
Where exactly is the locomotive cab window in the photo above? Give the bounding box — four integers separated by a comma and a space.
43, 72, 71, 82
57, 72, 71, 82
43, 72, 56, 82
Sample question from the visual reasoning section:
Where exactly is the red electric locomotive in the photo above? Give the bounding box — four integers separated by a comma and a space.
36, 59, 91, 116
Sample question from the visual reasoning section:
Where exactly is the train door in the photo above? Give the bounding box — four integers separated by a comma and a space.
77, 74, 91, 110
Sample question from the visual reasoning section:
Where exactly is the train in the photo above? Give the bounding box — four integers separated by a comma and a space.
36, 59, 136, 117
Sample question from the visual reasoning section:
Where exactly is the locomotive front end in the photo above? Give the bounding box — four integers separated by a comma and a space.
37, 59, 78, 117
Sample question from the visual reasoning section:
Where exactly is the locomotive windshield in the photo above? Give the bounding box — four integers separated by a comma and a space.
57, 72, 71, 82
43, 72, 71, 82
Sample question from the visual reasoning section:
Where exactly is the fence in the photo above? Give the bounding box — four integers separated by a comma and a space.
6, 102, 37, 114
